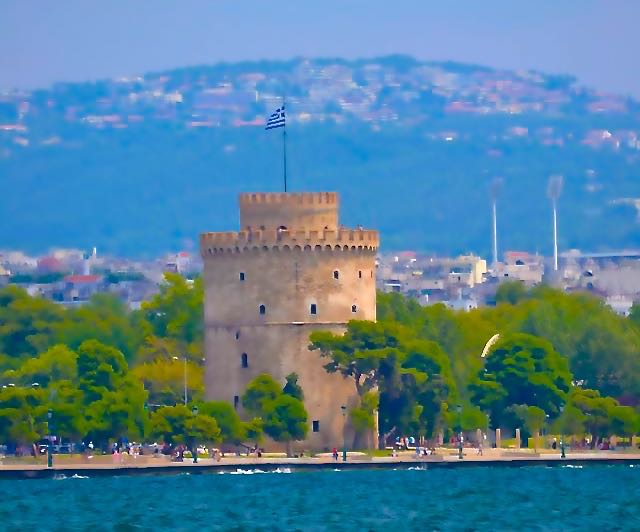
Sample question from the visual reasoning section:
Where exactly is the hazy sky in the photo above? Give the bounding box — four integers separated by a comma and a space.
1, 0, 639, 96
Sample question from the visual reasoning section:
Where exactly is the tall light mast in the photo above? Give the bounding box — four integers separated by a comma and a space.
489, 177, 503, 269
547, 175, 564, 272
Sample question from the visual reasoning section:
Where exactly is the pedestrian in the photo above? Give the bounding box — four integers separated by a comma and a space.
332, 447, 338, 461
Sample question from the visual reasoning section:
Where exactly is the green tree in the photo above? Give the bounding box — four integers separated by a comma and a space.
310, 320, 403, 397
262, 394, 308, 457
198, 400, 246, 444
132, 358, 203, 406
76, 340, 146, 447
3, 344, 77, 387
139, 273, 203, 345
0, 386, 47, 447
54, 293, 141, 360
241, 373, 282, 416
471, 333, 571, 428
282, 372, 304, 401
566, 388, 638, 447
495, 281, 528, 305
148, 404, 221, 451
0, 286, 64, 360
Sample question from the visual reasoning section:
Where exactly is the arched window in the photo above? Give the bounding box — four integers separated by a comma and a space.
239, 272, 245, 281
351, 304, 357, 313
358, 270, 363, 279
233, 395, 239, 409
235, 331, 240, 340
259, 304, 266, 315
241, 353, 248, 368
333, 270, 340, 280
310, 303, 317, 315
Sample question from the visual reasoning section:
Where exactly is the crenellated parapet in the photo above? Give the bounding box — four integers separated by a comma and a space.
200, 228, 379, 256
239, 192, 338, 206
239, 192, 340, 231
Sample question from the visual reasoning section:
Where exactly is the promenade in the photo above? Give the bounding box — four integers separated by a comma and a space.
2, 449, 639, 479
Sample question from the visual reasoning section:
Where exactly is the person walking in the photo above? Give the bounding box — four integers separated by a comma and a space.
332, 447, 339, 461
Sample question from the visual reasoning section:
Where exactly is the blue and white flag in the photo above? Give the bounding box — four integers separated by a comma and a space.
265, 105, 286, 130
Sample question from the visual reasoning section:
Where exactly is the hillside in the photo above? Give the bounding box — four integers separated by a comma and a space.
1, 56, 639, 257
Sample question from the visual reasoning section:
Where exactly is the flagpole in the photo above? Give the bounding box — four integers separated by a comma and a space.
283, 97, 288, 192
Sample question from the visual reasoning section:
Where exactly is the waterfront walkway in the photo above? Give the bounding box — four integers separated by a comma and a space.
2, 449, 639, 479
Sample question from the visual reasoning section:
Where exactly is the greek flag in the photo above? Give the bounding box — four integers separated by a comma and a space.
265, 105, 286, 130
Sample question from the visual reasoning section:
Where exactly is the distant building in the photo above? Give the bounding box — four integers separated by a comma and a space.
495, 251, 544, 284
58, 274, 104, 303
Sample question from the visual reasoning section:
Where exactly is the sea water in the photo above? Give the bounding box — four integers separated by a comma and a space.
2, 465, 639, 530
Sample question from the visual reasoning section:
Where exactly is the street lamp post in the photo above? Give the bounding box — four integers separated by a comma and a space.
173, 356, 188, 406
47, 408, 53, 468
191, 405, 199, 464
457, 404, 463, 460
559, 405, 566, 459
341, 405, 347, 462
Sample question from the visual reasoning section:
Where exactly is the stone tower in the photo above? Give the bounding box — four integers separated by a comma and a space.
200, 192, 379, 449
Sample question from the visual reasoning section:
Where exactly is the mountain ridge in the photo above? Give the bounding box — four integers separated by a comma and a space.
1, 55, 639, 257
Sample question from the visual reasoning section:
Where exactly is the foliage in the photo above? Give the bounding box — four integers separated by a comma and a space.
139, 273, 203, 346
197, 401, 246, 444
0, 279, 638, 449
148, 405, 221, 446
132, 358, 203, 407
311, 320, 457, 443
241, 374, 283, 417
282, 372, 304, 401
0, 386, 48, 445
54, 293, 142, 360
262, 394, 308, 454
495, 282, 528, 305
0, 286, 64, 359
241, 374, 309, 455
471, 333, 571, 428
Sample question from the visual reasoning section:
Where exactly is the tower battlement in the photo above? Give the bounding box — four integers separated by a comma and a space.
201, 228, 378, 254
239, 192, 339, 231
239, 192, 338, 206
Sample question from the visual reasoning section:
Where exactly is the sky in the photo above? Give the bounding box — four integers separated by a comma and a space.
1, 0, 639, 96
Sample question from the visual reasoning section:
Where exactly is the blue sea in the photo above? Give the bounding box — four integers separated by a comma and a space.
2, 465, 639, 530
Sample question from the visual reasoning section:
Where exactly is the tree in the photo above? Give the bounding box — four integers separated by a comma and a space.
282, 372, 304, 401
0, 286, 64, 360
349, 391, 378, 446
54, 293, 142, 361
495, 281, 528, 305
139, 273, 203, 345
507, 404, 546, 446
77, 340, 128, 401
149, 405, 221, 450
0, 386, 48, 447
198, 400, 246, 444
310, 320, 404, 397
566, 388, 639, 447
262, 394, 308, 457
471, 333, 571, 428
3, 344, 77, 387
132, 358, 203, 406
76, 340, 147, 447
241, 374, 282, 416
